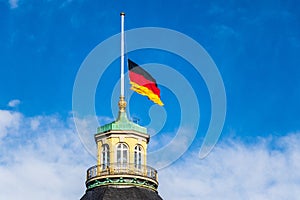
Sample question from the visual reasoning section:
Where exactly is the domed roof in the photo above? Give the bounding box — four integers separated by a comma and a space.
81, 186, 163, 200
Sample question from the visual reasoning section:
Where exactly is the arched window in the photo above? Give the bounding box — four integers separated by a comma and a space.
116, 143, 128, 166
102, 144, 110, 169
134, 145, 143, 169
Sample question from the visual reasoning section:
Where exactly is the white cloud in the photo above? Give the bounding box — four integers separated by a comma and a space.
30, 117, 40, 130
7, 99, 21, 107
158, 134, 300, 200
148, 127, 196, 169
1, 108, 300, 199
0, 110, 94, 200
0, 110, 22, 140
8, 0, 19, 9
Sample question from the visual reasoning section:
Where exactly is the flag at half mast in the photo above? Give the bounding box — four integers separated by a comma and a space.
128, 59, 164, 106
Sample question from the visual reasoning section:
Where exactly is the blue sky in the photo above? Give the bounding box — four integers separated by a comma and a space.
1, 0, 299, 135
1, 0, 300, 199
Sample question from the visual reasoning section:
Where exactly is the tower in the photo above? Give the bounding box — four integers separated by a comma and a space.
80, 13, 163, 200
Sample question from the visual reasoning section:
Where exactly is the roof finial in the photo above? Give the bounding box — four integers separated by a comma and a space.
118, 96, 127, 112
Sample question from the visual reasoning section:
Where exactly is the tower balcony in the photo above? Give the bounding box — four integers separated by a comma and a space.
86, 163, 158, 191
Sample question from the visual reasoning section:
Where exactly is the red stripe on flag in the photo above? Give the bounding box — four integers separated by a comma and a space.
129, 71, 161, 97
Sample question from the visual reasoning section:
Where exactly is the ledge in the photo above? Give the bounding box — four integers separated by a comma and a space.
86, 163, 158, 191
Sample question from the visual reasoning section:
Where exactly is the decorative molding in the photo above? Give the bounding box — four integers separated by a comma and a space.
87, 177, 157, 191
102, 138, 107, 144
137, 138, 142, 145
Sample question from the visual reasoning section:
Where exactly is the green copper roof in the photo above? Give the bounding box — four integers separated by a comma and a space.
97, 111, 147, 135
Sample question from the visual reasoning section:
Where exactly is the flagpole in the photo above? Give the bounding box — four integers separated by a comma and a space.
120, 12, 125, 98
118, 12, 127, 113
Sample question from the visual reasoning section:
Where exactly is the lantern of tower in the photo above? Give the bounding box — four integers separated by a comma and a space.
84, 97, 159, 191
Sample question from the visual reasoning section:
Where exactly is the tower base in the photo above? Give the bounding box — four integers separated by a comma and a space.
80, 186, 163, 200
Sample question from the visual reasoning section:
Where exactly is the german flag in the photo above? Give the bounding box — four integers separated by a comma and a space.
128, 59, 163, 106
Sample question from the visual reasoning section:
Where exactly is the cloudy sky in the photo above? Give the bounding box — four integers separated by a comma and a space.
1, 0, 300, 199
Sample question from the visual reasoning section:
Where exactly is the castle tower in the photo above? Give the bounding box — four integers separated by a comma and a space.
80, 13, 163, 200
